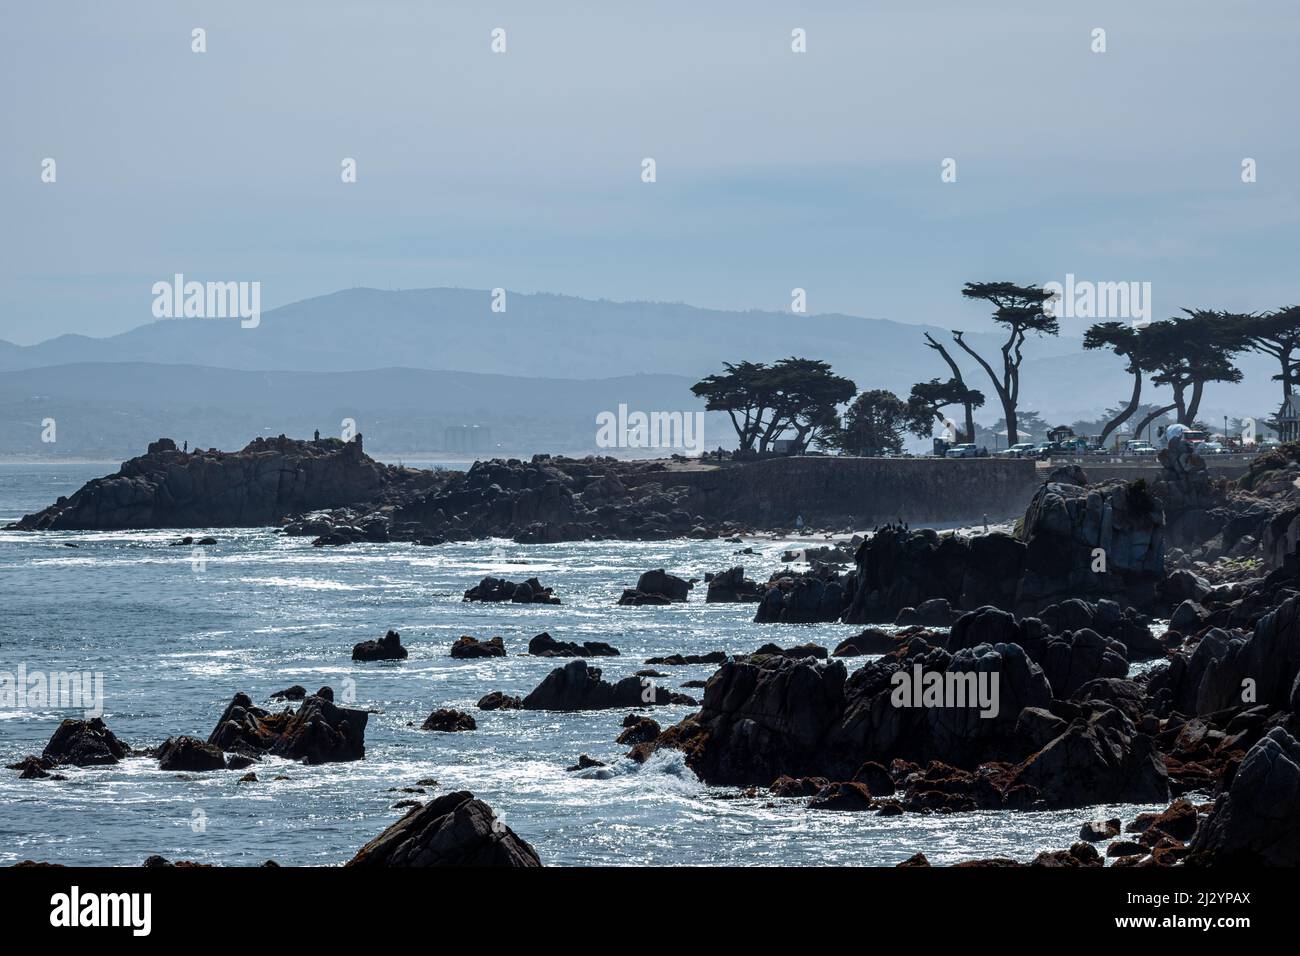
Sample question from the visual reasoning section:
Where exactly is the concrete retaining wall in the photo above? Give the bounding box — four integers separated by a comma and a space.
645, 457, 1041, 527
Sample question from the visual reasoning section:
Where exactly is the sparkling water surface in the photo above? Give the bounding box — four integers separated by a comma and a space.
0, 464, 1165, 866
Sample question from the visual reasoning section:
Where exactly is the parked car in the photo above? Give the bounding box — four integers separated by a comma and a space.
1198, 441, 1227, 455
1000, 442, 1037, 458
945, 443, 988, 458
1123, 440, 1158, 456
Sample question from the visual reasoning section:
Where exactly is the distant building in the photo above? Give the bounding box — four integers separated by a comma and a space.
444, 425, 491, 453
1279, 396, 1300, 442
771, 438, 798, 455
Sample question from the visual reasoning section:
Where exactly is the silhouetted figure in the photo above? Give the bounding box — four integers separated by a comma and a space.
183, 441, 187, 453
314, 430, 320, 441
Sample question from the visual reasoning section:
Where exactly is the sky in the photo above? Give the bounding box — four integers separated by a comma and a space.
2, 0, 1297, 345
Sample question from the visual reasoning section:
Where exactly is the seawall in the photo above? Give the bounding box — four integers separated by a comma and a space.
638, 457, 1041, 527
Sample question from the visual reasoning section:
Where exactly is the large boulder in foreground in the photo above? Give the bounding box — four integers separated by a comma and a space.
1186, 727, 1300, 866
521, 659, 694, 710
346, 790, 541, 867
207, 690, 368, 764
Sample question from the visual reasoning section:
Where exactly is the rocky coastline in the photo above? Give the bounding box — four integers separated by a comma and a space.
9, 436, 1300, 867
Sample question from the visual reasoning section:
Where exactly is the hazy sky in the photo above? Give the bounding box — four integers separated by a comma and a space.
3, 0, 1297, 345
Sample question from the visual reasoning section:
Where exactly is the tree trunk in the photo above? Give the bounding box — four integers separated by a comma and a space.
1133, 403, 1177, 441
1097, 368, 1143, 448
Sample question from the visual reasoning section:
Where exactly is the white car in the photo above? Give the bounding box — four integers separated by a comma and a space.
1000, 443, 1037, 458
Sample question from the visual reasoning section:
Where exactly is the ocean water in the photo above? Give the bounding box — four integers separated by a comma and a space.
0, 464, 1166, 867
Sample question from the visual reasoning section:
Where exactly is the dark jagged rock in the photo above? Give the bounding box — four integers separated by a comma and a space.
652, 639, 1052, 787
269, 685, 307, 701
623, 569, 692, 603
832, 627, 919, 657
843, 482, 1164, 624
770, 775, 829, 797
566, 754, 606, 772
7, 435, 440, 531
352, 630, 408, 662
1036, 597, 1165, 660
477, 691, 522, 710
207, 690, 368, 764
1148, 593, 1300, 716
450, 635, 506, 659
644, 651, 728, 666
463, 576, 561, 604
521, 659, 695, 710
1004, 706, 1170, 809
40, 717, 129, 767
705, 566, 765, 603
617, 589, 672, 606
420, 709, 477, 732
1079, 818, 1121, 841
1186, 727, 1300, 866
616, 716, 661, 745
894, 598, 960, 627
749, 642, 828, 661
156, 735, 228, 772
754, 572, 850, 624
528, 632, 620, 657
807, 781, 876, 811
346, 790, 541, 867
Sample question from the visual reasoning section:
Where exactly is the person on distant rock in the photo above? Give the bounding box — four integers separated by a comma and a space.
795, 514, 804, 531
183, 441, 187, 453
314, 430, 320, 442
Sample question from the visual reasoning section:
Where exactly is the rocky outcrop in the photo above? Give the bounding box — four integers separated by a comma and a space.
644, 651, 727, 666
463, 576, 561, 604
705, 567, 765, 603
520, 660, 695, 710
41, 717, 129, 767
527, 632, 619, 657
1004, 706, 1170, 809
6, 435, 440, 531
620, 569, 692, 604
754, 572, 850, 624
156, 735, 228, 772
1186, 727, 1300, 866
346, 791, 541, 867
450, 635, 506, 659
477, 691, 522, 710
654, 638, 1053, 787
843, 481, 1165, 623
352, 630, 408, 662
420, 709, 477, 732
207, 690, 368, 764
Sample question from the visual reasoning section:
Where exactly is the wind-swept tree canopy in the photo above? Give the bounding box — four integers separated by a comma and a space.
691, 357, 856, 453
950, 281, 1059, 445
1234, 306, 1300, 405
908, 376, 985, 442
1141, 310, 1246, 425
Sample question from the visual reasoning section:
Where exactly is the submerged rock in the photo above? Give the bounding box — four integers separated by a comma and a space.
156, 735, 227, 772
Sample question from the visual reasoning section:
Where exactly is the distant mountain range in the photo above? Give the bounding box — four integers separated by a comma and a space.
0, 288, 1282, 457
